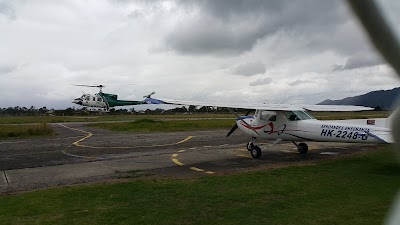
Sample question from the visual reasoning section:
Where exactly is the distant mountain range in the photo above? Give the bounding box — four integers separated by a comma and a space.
318, 87, 400, 110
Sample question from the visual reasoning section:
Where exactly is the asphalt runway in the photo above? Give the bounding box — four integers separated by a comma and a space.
0, 123, 376, 193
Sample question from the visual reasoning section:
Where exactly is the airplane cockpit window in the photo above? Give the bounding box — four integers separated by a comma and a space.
260, 111, 276, 121
97, 97, 102, 102
85, 96, 90, 101
285, 111, 315, 121
294, 110, 315, 120
285, 111, 297, 121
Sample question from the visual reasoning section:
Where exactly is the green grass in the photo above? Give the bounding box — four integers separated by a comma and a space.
0, 114, 235, 124
0, 146, 399, 225
312, 111, 391, 120
0, 111, 391, 124
0, 124, 54, 139
88, 118, 235, 132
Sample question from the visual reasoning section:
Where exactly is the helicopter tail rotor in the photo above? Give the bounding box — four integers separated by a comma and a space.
143, 91, 155, 98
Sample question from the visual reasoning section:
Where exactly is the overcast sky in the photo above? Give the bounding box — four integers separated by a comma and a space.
1, 0, 400, 109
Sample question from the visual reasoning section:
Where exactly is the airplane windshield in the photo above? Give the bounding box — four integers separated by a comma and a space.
293, 110, 315, 120
285, 110, 315, 121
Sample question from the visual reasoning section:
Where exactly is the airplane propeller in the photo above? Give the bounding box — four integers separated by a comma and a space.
227, 109, 255, 137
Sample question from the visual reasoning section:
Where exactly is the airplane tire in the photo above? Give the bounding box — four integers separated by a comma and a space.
251, 146, 262, 158
247, 142, 254, 151
297, 143, 308, 154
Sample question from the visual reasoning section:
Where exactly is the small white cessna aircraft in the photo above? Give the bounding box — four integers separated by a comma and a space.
144, 98, 394, 158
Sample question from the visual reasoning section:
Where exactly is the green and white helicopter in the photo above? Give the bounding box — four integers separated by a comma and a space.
72, 84, 155, 112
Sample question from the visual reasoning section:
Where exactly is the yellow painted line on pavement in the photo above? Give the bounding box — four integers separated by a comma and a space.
171, 149, 216, 175
172, 158, 185, 166
178, 150, 186, 153
190, 167, 205, 172
236, 148, 248, 152
237, 154, 252, 158
59, 124, 193, 149
176, 136, 193, 144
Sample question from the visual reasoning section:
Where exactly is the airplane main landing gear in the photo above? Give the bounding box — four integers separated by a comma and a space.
250, 146, 262, 158
292, 141, 308, 154
246, 141, 254, 151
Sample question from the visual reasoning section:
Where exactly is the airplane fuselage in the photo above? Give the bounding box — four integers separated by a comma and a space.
237, 110, 392, 144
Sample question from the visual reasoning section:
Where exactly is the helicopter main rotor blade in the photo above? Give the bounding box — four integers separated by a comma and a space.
72, 84, 106, 88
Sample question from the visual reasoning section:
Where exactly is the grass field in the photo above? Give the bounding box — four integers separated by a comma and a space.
0, 146, 399, 225
0, 124, 54, 139
0, 114, 235, 124
0, 111, 391, 124
0, 111, 392, 138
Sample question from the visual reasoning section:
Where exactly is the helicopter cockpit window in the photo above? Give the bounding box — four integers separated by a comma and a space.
85, 96, 90, 101
260, 111, 276, 121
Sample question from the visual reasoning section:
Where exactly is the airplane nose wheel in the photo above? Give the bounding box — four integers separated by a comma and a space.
250, 146, 262, 158
292, 142, 308, 154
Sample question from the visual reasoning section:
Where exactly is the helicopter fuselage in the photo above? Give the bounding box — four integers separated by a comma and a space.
72, 92, 145, 109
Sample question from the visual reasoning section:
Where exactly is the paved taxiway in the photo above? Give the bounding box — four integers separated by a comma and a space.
0, 123, 376, 193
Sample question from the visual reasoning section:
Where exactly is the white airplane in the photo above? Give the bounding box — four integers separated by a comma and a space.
144, 98, 394, 158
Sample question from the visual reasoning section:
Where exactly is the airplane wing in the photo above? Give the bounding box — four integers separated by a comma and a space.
144, 98, 374, 112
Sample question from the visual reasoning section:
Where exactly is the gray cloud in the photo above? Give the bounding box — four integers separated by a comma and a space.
332, 53, 383, 71
249, 77, 272, 86
0, 1, 16, 19
289, 79, 312, 86
0, 65, 17, 74
165, 0, 348, 56
233, 61, 265, 76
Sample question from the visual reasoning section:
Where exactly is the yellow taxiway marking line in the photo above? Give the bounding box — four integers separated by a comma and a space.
172, 158, 185, 166
236, 148, 248, 152
59, 124, 193, 149
171, 150, 216, 175
176, 136, 194, 144
237, 154, 252, 158
190, 167, 205, 172
219, 144, 230, 147
280, 150, 294, 153
280, 143, 294, 147
178, 150, 186, 153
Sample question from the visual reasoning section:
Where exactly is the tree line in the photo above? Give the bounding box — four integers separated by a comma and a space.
0, 105, 234, 116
